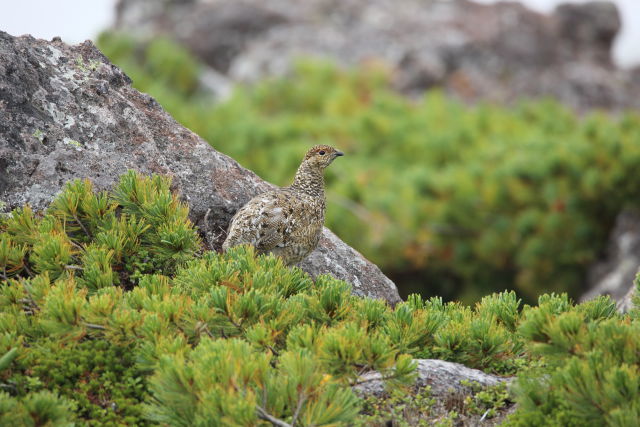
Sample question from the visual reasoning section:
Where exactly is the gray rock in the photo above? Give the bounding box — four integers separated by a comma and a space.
617, 283, 637, 313
113, 0, 639, 112
353, 358, 515, 424
581, 210, 640, 312
354, 359, 510, 398
115, 0, 289, 73
0, 31, 401, 304
554, 1, 620, 65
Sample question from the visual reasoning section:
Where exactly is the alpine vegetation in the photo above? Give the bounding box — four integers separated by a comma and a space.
0, 171, 638, 425
97, 30, 640, 302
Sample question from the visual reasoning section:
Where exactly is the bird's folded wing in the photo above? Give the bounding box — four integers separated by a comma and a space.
226, 192, 293, 252
254, 205, 288, 251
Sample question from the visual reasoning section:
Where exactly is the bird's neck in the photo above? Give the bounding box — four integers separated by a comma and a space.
290, 162, 325, 198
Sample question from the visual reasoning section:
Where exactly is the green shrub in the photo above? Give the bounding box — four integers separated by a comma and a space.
507, 295, 638, 425
0, 390, 75, 426
0, 172, 417, 424
2, 172, 639, 425
97, 32, 640, 303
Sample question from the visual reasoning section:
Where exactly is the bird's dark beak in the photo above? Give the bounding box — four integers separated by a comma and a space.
335, 151, 344, 157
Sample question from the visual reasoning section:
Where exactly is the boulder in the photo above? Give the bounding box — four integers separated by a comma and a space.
0, 31, 401, 304
112, 0, 639, 111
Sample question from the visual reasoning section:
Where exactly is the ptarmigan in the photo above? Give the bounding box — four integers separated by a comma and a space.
222, 145, 344, 265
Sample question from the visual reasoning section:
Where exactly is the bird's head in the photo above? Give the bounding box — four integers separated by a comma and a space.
303, 145, 344, 170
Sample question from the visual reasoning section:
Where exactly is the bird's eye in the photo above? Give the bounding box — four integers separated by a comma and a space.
318, 150, 326, 155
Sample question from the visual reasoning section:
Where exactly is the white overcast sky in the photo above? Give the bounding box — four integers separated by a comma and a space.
0, 0, 638, 67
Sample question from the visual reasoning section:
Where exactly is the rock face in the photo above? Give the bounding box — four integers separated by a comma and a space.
581, 210, 640, 312
0, 31, 401, 304
113, 0, 638, 111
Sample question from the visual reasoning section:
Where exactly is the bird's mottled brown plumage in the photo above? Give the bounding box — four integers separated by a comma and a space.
222, 145, 344, 265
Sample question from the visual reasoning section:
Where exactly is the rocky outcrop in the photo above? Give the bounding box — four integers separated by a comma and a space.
112, 0, 638, 111
0, 31, 401, 304
581, 210, 640, 312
